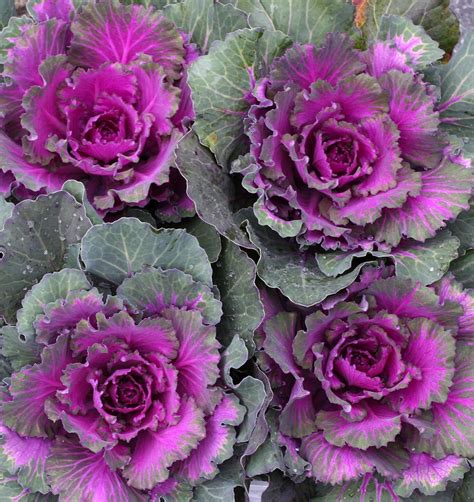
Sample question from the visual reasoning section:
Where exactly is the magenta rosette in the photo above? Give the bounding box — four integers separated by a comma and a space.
258, 272, 473, 498
0, 257, 244, 501
239, 33, 472, 250
0, 0, 195, 217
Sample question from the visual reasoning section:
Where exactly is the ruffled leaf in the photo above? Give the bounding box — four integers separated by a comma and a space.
357, 0, 459, 54
17, 269, 91, 340
407, 342, 474, 458
123, 397, 206, 489
46, 440, 145, 502
163, 308, 219, 410
81, 218, 212, 286
0, 191, 91, 322
367, 277, 462, 332
0, 129, 79, 195
117, 267, 222, 326
379, 70, 443, 168
377, 15, 444, 68
174, 394, 245, 483
0, 424, 51, 494
316, 402, 402, 450
69, 1, 185, 79
436, 275, 474, 343
300, 433, 371, 485
2, 335, 73, 437
301, 432, 409, 485
395, 453, 469, 497
372, 160, 472, 247
27, 0, 76, 22
387, 317, 455, 413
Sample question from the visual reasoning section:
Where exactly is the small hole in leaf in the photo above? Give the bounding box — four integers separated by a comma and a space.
19, 334, 26, 342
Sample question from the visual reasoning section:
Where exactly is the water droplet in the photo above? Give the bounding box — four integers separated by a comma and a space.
44, 250, 48, 256
429, 267, 434, 272
27, 220, 34, 229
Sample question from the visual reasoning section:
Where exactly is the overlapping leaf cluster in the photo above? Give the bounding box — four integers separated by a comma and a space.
0, 0, 473, 501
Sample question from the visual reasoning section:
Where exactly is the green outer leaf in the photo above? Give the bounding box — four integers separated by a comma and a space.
316, 230, 460, 286
0, 196, 13, 230
164, 0, 248, 53
182, 217, 222, 263
450, 248, 474, 288
439, 31, 474, 163
117, 267, 222, 325
61, 180, 103, 225
454, 468, 474, 502
193, 456, 244, 502
448, 202, 474, 251
245, 410, 284, 477
392, 231, 460, 285
188, 28, 291, 167
221, 335, 267, 443
17, 269, 91, 339
214, 239, 263, 349
262, 472, 322, 501
81, 218, 213, 286
244, 212, 374, 307
378, 15, 444, 67
0, 1, 15, 29
224, 0, 354, 45
359, 0, 459, 53
175, 132, 255, 249
313, 478, 394, 501
1, 324, 41, 370
0, 192, 91, 323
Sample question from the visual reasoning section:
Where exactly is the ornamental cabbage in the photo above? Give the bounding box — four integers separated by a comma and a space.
257, 270, 474, 498
0, 220, 244, 501
0, 0, 195, 218
238, 33, 472, 250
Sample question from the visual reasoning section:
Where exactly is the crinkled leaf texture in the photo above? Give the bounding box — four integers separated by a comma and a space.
0, 209, 250, 501
256, 273, 474, 498
188, 20, 472, 269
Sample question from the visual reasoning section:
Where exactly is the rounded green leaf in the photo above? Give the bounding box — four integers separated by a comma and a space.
0, 192, 91, 322
164, 0, 248, 53
243, 211, 374, 307
188, 29, 291, 167
226, 0, 353, 45
81, 218, 213, 286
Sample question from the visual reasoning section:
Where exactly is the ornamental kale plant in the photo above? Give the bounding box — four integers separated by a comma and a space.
257, 270, 474, 499
236, 32, 472, 251
0, 0, 195, 217
0, 194, 251, 501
